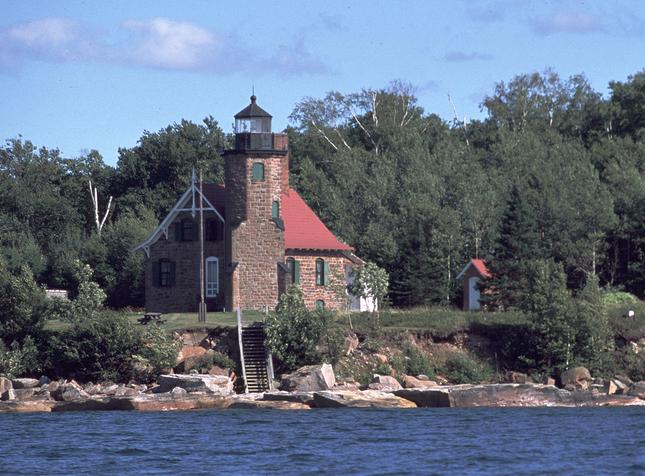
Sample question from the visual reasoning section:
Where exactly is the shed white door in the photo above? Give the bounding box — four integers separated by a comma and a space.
468, 277, 480, 311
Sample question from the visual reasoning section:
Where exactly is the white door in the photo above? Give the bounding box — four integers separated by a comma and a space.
468, 277, 480, 311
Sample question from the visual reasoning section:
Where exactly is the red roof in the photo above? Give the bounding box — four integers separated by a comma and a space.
201, 184, 352, 251
281, 189, 353, 251
472, 259, 492, 278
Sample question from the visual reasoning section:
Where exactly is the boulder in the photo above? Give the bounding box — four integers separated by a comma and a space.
12, 378, 40, 389
333, 378, 360, 391
170, 386, 188, 396
157, 374, 233, 396
207, 365, 229, 376
402, 375, 438, 389
504, 371, 530, 384
38, 376, 51, 386
612, 379, 629, 395
394, 388, 453, 407
229, 398, 310, 410
50, 381, 90, 402
114, 386, 140, 397
13, 388, 36, 400
368, 375, 402, 392
396, 384, 575, 408
614, 374, 633, 387
175, 345, 207, 372
313, 390, 417, 409
0, 376, 14, 401
627, 381, 645, 399
545, 377, 556, 386
0, 400, 54, 413
123, 393, 232, 411
262, 391, 316, 406
279, 364, 336, 392
561, 367, 592, 391
605, 380, 618, 395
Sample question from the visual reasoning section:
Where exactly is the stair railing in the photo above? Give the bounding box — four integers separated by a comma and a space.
236, 308, 249, 393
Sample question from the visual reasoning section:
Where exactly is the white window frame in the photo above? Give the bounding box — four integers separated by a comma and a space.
205, 256, 219, 297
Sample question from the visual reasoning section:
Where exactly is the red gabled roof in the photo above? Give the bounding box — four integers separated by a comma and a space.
200, 184, 352, 251
281, 189, 353, 251
472, 259, 492, 278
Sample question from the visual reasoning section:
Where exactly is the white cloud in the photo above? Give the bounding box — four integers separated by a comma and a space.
532, 11, 604, 35
0, 17, 331, 77
444, 51, 494, 62
121, 18, 220, 70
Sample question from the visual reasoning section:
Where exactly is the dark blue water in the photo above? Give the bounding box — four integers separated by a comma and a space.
1, 408, 644, 475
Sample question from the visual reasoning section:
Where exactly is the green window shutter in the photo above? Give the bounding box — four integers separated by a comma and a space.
152, 261, 160, 287
272, 201, 280, 218
169, 261, 176, 286
323, 261, 330, 286
252, 162, 264, 181
294, 260, 300, 284
174, 221, 182, 241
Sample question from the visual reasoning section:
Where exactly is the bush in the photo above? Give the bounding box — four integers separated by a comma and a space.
405, 344, 435, 378
315, 309, 345, 365
0, 336, 40, 378
46, 311, 141, 382
136, 323, 181, 380
441, 353, 493, 384
601, 291, 640, 306
265, 287, 322, 371
0, 262, 46, 342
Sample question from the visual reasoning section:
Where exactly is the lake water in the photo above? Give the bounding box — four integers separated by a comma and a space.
1, 407, 644, 475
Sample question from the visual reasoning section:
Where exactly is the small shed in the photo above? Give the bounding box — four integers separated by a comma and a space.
456, 259, 491, 311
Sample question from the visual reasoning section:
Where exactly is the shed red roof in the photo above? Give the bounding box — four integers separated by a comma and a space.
201, 184, 352, 251
471, 259, 492, 278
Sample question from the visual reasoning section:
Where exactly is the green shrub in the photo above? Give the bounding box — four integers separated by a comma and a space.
442, 353, 493, 384
136, 323, 181, 380
46, 311, 141, 382
315, 309, 345, 365
374, 362, 391, 375
265, 287, 322, 371
405, 344, 435, 378
601, 291, 639, 306
0, 336, 40, 378
0, 262, 46, 342
187, 351, 236, 373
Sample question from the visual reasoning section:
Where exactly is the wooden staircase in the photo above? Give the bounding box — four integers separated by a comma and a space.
237, 310, 274, 393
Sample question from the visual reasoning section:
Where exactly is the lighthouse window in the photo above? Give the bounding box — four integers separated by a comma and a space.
252, 163, 264, 181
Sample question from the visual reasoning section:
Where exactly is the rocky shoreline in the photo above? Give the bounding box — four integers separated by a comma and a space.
1, 369, 644, 413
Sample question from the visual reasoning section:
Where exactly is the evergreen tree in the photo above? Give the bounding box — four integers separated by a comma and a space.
526, 260, 576, 373
483, 185, 542, 309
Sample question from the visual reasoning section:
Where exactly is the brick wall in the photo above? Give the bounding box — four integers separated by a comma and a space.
145, 212, 225, 313
285, 251, 351, 310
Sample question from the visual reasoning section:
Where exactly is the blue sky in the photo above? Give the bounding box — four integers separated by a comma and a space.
2, 0, 644, 165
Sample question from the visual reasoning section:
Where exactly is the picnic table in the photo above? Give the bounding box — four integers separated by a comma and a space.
138, 312, 166, 325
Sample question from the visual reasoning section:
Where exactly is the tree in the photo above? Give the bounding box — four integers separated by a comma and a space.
526, 260, 576, 373
349, 262, 389, 311
575, 274, 611, 372
484, 185, 542, 309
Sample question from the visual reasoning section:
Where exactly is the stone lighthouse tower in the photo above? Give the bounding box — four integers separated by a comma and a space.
224, 95, 289, 310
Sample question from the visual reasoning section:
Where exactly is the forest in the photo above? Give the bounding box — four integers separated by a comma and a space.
0, 69, 643, 311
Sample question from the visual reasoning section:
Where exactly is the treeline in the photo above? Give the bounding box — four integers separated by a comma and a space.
0, 70, 643, 311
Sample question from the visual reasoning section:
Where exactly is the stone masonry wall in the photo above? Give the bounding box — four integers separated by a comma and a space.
285, 251, 350, 310
145, 212, 225, 313
225, 151, 286, 311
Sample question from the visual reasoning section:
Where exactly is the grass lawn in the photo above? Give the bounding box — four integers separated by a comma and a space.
349, 307, 530, 337
44, 309, 267, 333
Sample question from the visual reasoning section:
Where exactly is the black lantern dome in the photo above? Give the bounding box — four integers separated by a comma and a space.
234, 95, 272, 133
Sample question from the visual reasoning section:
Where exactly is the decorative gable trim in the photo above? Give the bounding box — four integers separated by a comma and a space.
134, 184, 225, 257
